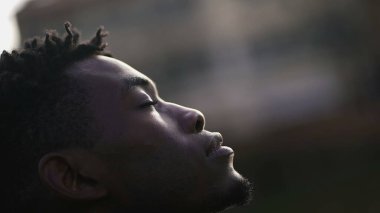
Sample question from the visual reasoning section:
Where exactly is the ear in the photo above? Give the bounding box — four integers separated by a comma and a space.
38, 152, 108, 201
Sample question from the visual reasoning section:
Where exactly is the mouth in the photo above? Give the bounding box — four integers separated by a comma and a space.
206, 133, 234, 158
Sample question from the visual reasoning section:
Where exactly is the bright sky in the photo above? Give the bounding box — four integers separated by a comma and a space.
0, 0, 30, 51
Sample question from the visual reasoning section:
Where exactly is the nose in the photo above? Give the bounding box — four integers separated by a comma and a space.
183, 108, 205, 133
169, 103, 205, 133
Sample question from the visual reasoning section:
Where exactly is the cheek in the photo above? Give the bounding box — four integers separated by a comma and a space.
157, 137, 208, 179
120, 110, 208, 176
124, 110, 172, 145
126, 131, 202, 176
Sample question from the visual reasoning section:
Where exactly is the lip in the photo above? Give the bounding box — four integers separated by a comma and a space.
206, 133, 234, 158
208, 146, 234, 159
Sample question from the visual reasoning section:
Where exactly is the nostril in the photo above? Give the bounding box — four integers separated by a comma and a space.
195, 115, 204, 132
182, 107, 205, 133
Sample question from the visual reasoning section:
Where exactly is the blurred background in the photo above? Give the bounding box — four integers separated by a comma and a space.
2, 0, 380, 212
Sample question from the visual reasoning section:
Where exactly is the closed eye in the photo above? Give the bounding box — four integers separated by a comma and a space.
138, 100, 158, 109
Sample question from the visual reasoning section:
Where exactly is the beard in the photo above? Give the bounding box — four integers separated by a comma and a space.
104, 173, 253, 213
198, 173, 253, 213
121, 172, 253, 213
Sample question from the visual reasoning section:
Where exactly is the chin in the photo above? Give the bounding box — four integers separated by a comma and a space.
200, 171, 253, 213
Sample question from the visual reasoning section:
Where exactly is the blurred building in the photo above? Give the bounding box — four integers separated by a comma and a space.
17, 0, 379, 139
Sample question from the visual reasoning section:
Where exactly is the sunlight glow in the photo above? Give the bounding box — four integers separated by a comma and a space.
0, 0, 29, 51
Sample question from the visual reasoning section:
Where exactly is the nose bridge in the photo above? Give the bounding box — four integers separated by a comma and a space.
169, 102, 205, 133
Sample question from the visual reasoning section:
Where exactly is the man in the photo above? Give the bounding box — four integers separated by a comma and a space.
1, 23, 252, 212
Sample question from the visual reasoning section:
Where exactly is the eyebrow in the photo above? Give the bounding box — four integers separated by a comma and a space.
121, 76, 156, 95
124, 76, 149, 89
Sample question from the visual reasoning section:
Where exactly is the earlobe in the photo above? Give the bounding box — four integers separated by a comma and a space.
38, 152, 108, 201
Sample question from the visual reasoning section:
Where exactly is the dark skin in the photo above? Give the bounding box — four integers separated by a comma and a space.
38, 56, 250, 212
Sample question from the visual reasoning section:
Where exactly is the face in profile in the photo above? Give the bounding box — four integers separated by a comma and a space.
41, 55, 251, 212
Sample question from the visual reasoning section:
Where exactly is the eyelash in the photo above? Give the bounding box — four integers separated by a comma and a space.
139, 100, 158, 109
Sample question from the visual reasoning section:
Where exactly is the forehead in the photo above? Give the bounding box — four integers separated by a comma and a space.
65, 55, 158, 97
66, 55, 151, 83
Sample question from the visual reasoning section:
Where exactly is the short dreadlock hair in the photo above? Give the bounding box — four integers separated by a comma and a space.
0, 22, 111, 211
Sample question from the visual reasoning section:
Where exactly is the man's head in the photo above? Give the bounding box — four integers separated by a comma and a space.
1, 23, 252, 212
